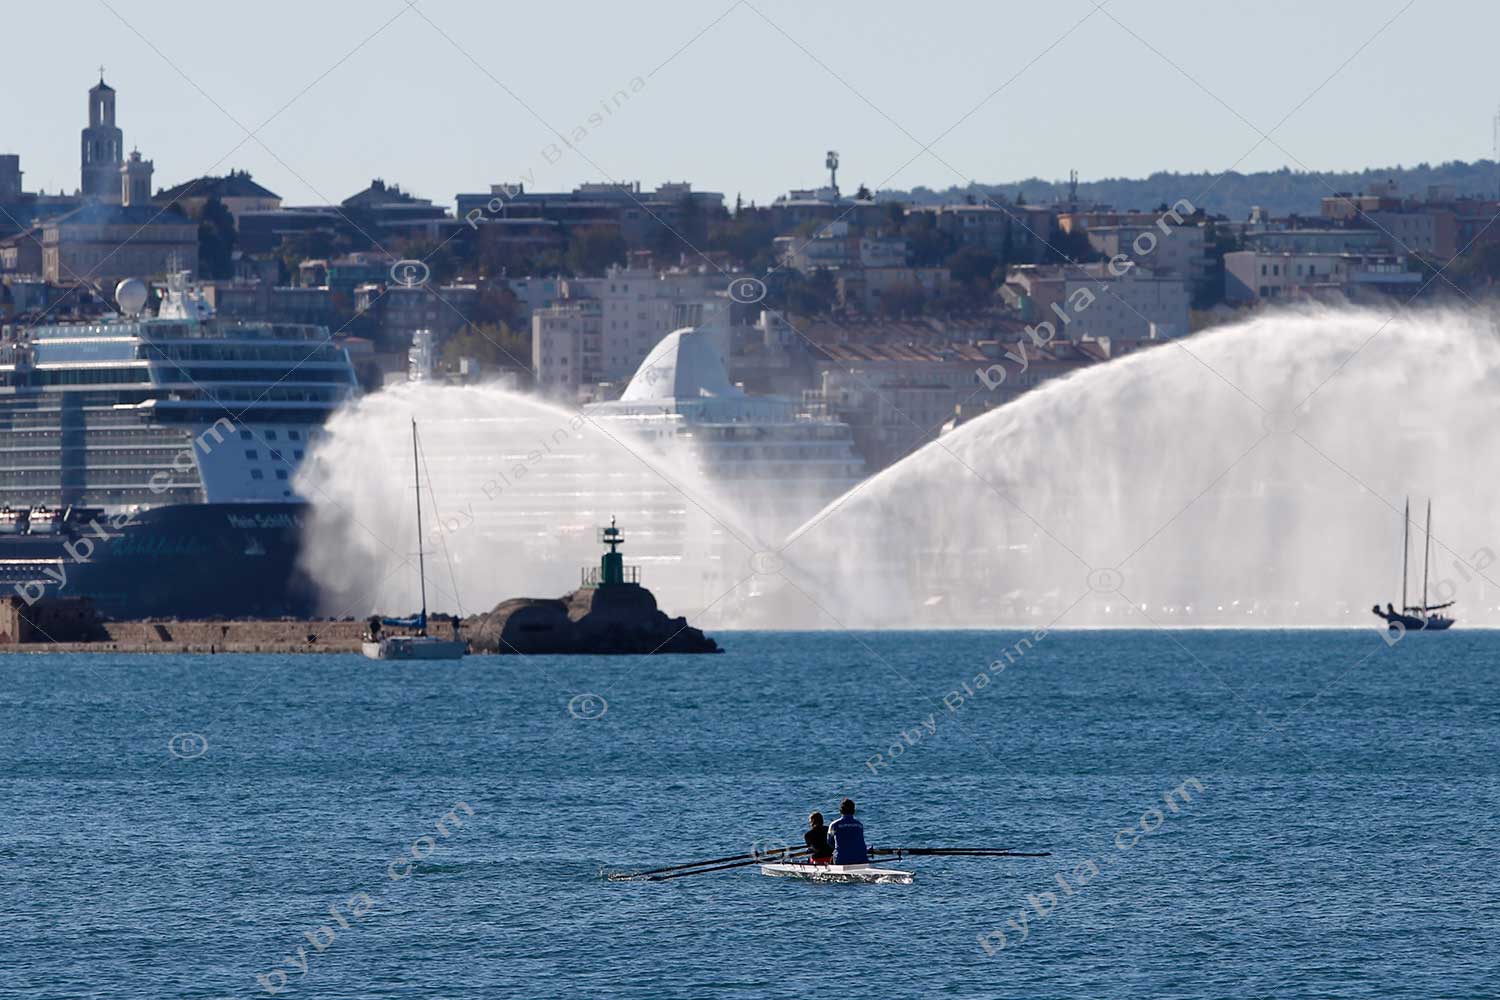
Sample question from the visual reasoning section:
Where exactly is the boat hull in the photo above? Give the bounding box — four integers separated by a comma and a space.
361, 637, 466, 660
760, 862, 914, 884
1372, 608, 1455, 632
0, 502, 317, 619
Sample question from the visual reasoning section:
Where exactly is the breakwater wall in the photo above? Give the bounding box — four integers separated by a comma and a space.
0, 616, 368, 654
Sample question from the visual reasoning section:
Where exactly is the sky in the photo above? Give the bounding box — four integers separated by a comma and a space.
0, 0, 1493, 211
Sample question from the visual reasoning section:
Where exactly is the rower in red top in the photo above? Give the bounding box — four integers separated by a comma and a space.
804, 811, 833, 864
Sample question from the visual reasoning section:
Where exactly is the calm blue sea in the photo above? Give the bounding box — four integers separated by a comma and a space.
2, 630, 1497, 999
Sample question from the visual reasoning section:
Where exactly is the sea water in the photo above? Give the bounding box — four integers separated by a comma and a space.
2, 630, 1496, 998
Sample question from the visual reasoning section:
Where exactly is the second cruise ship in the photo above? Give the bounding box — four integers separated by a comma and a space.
0, 273, 359, 618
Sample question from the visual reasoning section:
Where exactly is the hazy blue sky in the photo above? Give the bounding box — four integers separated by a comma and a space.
1, 0, 1491, 209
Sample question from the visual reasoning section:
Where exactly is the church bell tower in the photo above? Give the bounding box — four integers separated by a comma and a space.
81, 72, 124, 203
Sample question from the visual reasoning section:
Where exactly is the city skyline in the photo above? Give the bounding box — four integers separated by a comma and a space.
1, 0, 1489, 209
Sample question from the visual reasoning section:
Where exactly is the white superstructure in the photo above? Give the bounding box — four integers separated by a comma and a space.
0, 273, 359, 510
584, 326, 865, 533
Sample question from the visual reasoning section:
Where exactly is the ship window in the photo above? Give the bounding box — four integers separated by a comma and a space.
265, 431, 278, 441
288, 430, 301, 440
245, 450, 258, 460
275, 469, 288, 480
293, 450, 304, 460
270, 450, 282, 462
240, 430, 252, 440
250, 469, 264, 480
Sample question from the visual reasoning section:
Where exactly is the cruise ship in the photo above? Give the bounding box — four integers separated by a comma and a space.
584, 325, 865, 537
0, 274, 359, 618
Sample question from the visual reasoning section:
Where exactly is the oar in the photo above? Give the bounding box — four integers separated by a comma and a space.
647, 850, 811, 882
870, 847, 1051, 858
608, 846, 810, 881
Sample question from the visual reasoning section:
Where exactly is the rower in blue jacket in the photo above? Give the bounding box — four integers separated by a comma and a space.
828, 798, 869, 865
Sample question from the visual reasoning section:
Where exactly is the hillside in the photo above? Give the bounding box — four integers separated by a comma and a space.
883, 160, 1500, 220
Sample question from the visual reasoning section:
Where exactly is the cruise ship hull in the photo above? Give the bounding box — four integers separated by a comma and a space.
0, 503, 318, 619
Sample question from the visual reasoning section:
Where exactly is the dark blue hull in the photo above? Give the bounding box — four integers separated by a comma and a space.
0, 503, 318, 619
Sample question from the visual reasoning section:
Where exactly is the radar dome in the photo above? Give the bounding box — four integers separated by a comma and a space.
115, 278, 149, 316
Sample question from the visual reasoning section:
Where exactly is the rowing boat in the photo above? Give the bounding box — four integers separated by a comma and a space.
608, 845, 1048, 883
760, 861, 914, 884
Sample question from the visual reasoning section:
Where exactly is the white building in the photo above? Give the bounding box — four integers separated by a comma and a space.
532, 263, 732, 399
532, 300, 600, 396
1003, 263, 1190, 342
1223, 251, 1421, 303
773, 221, 909, 273
1085, 223, 1206, 282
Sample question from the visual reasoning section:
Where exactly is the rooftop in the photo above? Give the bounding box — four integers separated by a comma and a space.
45, 202, 192, 227
155, 170, 280, 203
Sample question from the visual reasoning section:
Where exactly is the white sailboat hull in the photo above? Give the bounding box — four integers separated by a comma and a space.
361, 637, 466, 660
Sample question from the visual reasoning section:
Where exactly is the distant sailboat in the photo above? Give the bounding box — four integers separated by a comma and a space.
1372, 497, 1455, 632
362, 420, 467, 660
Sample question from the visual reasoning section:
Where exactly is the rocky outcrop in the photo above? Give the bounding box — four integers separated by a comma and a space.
463, 583, 720, 654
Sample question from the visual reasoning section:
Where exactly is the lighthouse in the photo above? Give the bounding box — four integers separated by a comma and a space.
586, 516, 640, 588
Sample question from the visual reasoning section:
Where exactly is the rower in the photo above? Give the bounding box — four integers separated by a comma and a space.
828, 798, 869, 865
804, 811, 833, 864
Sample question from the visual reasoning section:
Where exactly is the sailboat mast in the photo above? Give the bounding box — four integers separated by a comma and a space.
1422, 500, 1433, 611
1401, 496, 1410, 610
412, 419, 428, 627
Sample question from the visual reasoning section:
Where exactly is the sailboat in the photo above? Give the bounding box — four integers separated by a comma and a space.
361, 420, 467, 660
1371, 497, 1455, 632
